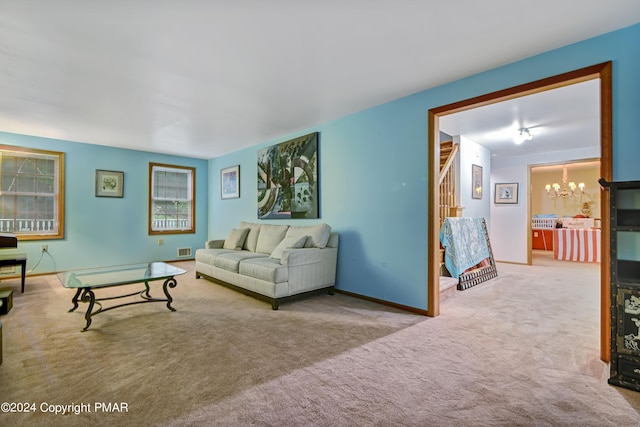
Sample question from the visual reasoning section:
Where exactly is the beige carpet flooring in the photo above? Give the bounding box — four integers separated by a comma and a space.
0, 255, 639, 426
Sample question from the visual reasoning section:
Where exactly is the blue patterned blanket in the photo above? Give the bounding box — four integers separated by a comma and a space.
439, 217, 490, 279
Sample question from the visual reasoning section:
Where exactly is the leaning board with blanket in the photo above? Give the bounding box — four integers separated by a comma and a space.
439, 217, 498, 290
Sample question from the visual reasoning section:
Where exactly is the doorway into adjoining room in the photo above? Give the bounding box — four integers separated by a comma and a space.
530, 160, 601, 265
427, 62, 612, 361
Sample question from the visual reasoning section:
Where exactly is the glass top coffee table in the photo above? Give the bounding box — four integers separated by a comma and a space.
57, 262, 186, 331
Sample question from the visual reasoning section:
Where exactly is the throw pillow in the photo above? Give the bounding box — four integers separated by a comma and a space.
239, 221, 261, 252
269, 235, 308, 260
223, 228, 250, 250
286, 223, 332, 248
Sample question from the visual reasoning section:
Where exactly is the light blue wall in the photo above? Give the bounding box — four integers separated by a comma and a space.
0, 131, 209, 274
208, 23, 640, 311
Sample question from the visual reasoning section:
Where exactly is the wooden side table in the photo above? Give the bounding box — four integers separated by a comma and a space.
0, 253, 27, 293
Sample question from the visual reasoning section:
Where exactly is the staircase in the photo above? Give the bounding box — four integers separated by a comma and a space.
438, 140, 460, 301
439, 140, 459, 227
439, 140, 454, 171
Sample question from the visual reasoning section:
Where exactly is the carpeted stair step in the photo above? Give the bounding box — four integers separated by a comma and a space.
440, 276, 458, 300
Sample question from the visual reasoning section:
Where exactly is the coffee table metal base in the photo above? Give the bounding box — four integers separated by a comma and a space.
68, 277, 177, 331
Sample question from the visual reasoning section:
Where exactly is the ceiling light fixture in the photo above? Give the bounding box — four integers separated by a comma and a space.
513, 128, 533, 145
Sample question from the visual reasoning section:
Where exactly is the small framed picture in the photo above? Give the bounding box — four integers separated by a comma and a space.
494, 182, 519, 204
95, 170, 124, 198
221, 165, 240, 199
472, 164, 482, 199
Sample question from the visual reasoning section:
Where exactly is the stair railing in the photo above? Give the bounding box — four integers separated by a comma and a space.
439, 143, 459, 227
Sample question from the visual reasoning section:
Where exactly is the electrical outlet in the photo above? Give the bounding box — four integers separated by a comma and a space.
41, 244, 48, 252
158, 239, 163, 246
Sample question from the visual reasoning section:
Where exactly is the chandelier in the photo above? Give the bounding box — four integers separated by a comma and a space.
545, 166, 584, 198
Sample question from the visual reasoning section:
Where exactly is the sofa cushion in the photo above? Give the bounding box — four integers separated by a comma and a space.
269, 235, 307, 260
285, 223, 332, 248
214, 252, 267, 273
223, 228, 250, 250
239, 257, 288, 283
255, 224, 289, 254
239, 221, 262, 252
195, 248, 237, 265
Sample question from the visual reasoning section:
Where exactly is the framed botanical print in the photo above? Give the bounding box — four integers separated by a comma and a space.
221, 165, 240, 199
494, 182, 519, 204
95, 170, 124, 198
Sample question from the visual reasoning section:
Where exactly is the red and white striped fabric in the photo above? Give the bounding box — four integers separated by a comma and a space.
553, 228, 601, 263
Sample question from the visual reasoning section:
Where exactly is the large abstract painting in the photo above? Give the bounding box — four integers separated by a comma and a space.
257, 132, 319, 219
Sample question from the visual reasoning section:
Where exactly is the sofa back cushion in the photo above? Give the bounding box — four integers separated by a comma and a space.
255, 224, 289, 254
285, 223, 332, 248
223, 228, 250, 250
239, 221, 262, 252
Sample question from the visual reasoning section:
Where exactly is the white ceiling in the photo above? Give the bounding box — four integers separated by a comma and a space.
1, 1, 639, 159
439, 79, 601, 158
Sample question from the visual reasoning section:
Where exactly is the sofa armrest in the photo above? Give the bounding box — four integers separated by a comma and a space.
205, 240, 224, 249
281, 248, 322, 266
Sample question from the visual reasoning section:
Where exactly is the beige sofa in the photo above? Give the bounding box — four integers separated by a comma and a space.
195, 222, 338, 309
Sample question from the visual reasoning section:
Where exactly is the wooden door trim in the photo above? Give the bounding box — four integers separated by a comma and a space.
427, 62, 612, 362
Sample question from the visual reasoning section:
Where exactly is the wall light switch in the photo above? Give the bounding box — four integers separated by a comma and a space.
158, 239, 163, 246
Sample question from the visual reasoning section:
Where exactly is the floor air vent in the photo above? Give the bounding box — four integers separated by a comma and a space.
0, 265, 16, 274
177, 247, 192, 257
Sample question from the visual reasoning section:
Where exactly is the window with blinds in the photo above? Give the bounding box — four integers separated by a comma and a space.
0, 145, 64, 239
149, 163, 195, 234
